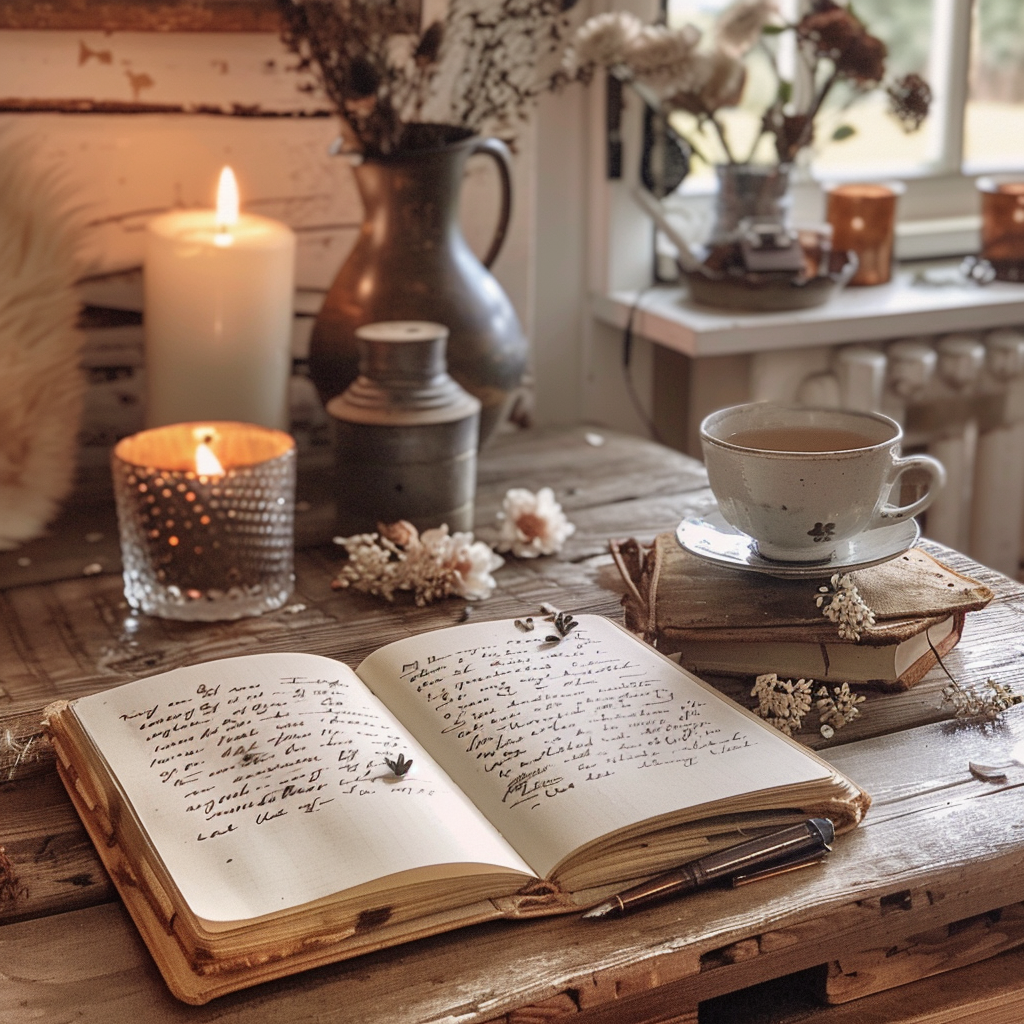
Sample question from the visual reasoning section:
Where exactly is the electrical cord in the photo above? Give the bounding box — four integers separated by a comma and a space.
622, 284, 665, 446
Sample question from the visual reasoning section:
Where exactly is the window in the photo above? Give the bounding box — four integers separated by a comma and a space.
966, 0, 1024, 172
660, 0, 1024, 236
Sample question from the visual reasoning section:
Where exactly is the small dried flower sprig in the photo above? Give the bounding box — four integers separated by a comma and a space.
816, 573, 876, 641
751, 673, 813, 736
496, 487, 576, 558
384, 753, 414, 778
816, 683, 865, 733
332, 521, 503, 606
941, 677, 1023, 721
545, 610, 578, 644
515, 617, 535, 632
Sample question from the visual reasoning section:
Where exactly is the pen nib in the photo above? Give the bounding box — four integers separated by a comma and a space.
581, 901, 617, 920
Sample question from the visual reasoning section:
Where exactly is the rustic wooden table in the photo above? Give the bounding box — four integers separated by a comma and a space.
3, 426, 1024, 1024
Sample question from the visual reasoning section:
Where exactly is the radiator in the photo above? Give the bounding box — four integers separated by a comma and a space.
747, 328, 1024, 577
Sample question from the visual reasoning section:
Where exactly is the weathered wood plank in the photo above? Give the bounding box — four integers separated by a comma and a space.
4, 428, 1024, 1022
725, 944, 1024, 1024
5, 721, 1024, 1024
0, 0, 419, 33
0, 111, 355, 288
825, 903, 1024, 1003
0, 428, 716, 925
0, 1, 282, 32
0, 771, 116, 924
0, 30, 318, 110
6, 704, 1024, 1020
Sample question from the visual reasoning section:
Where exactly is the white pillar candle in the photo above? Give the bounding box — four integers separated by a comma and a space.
144, 167, 296, 430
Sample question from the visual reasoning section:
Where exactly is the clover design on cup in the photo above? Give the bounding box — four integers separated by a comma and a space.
807, 522, 837, 543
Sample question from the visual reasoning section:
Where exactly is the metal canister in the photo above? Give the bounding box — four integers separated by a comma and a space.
326, 321, 481, 536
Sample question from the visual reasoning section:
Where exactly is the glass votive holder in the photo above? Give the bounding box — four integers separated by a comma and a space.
977, 176, 1024, 282
826, 182, 904, 286
111, 421, 296, 621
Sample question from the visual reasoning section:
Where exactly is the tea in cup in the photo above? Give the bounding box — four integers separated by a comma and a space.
699, 403, 945, 563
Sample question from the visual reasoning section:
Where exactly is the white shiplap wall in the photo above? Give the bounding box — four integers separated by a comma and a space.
0, 29, 525, 302
0, 25, 577, 461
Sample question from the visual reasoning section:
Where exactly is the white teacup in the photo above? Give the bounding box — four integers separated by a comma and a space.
699, 403, 946, 563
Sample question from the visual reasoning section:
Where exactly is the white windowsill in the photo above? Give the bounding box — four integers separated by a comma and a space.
592, 260, 1024, 358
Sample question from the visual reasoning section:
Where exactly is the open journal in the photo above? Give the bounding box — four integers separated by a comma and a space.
44, 614, 870, 1003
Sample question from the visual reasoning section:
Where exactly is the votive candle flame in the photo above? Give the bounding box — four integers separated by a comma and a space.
112, 421, 296, 621
193, 428, 226, 478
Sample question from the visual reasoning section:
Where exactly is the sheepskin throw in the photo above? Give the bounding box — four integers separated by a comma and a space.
0, 139, 86, 549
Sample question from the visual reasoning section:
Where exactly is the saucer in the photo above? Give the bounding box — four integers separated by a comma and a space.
674, 511, 920, 579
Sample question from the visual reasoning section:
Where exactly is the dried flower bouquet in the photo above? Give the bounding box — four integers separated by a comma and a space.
565, 0, 930, 172
277, 0, 580, 155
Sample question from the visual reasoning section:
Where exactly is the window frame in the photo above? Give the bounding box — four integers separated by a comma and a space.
650, 0, 999, 262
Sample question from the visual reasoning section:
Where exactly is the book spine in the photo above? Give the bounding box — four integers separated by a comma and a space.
886, 611, 966, 692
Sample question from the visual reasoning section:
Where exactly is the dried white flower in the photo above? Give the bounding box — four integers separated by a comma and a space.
565, 11, 645, 75
941, 677, 1023, 720
623, 24, 703, 92
815, 683, 866, 731
495, 487, 575, 558
715, 0, 780, 58
816, 573, 876, 641
751, 673, 813, 735
332, 521, 503, 606
665, 49, 747, 113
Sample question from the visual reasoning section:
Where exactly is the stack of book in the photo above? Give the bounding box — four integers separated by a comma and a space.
613, 535, 993, 691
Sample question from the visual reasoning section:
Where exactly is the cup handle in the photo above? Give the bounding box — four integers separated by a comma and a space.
876, 454, 947, 522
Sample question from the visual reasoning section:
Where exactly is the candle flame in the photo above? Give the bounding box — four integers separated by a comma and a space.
194, 429, 225, 477
215, 166, 240, 233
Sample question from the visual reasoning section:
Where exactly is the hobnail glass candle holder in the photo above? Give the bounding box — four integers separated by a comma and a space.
111, 421, 296, 621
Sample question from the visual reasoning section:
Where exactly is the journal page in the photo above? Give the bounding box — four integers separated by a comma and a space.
71, 652, 533, 922
357, 615, 832, 879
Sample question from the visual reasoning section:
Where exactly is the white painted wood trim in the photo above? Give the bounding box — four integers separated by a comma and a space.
593, 264, 1024, 359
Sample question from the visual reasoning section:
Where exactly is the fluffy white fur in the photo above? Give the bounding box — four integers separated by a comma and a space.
0, 139, 86, 549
